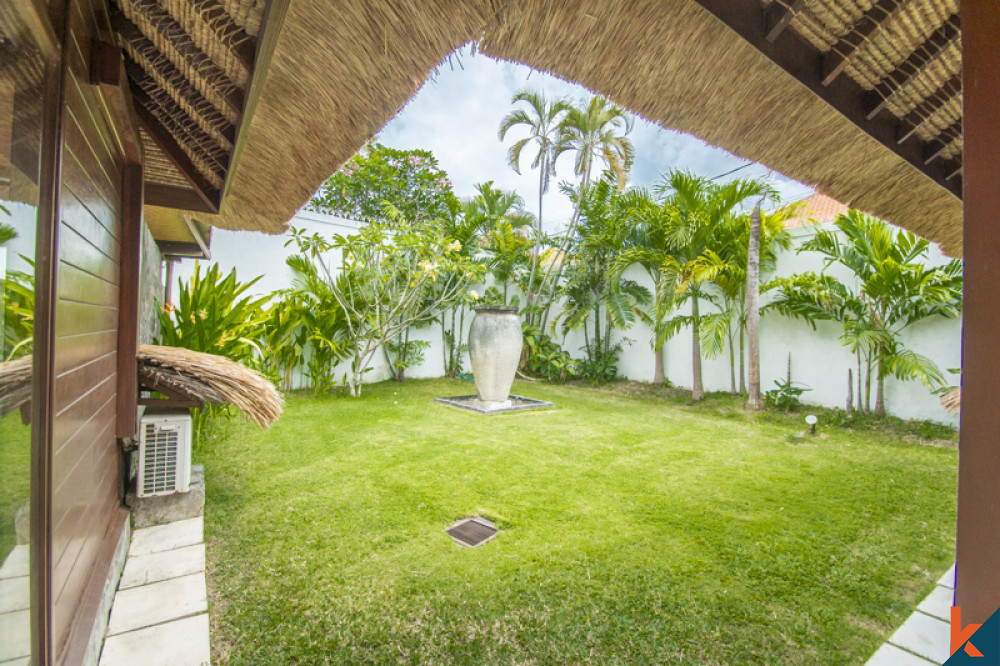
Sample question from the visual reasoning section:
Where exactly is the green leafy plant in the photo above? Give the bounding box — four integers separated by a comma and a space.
520, 321, 577, 381
286, 207, 486, 396
156, 262, 270, 364
2, 268, 33, 360
764, 378, 811, 412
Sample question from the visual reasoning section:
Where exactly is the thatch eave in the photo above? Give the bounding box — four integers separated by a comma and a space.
141, 0, 964, 257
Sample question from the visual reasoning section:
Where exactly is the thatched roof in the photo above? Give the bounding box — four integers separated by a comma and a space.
120, 0, 964, 255
0, 348, 283, 427
0, 356, 31, 417
138, 345, 283, 428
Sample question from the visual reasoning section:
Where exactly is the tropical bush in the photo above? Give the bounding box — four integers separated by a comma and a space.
156, 262, 269, 365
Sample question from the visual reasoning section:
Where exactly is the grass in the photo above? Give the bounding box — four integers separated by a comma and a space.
0, 412, 31, 560
200, 378, 957, 665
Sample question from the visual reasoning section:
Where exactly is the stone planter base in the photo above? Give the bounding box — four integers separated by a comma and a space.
434, 394, 553, 414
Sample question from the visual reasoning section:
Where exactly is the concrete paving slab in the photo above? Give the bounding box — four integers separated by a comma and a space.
938, 564, 956, 590
865, 643, 936, 665
100, 613, 210, 666
888, 610, 951, 664
119, 544, 205, 590
0, 546, 29, 580
917, 585, 953, 622
0, 576, 29, 613
0, 658, 31, 665
128, 517, 203, 557
0, 609, 30, 661
106, 573, 207, 636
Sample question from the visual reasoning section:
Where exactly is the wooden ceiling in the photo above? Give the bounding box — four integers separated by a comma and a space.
110, 0, 278, 215
701, 0, 962, 197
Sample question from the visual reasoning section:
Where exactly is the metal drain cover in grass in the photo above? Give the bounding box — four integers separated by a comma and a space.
445, 516, 498, 547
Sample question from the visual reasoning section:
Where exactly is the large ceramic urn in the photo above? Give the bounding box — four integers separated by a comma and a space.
468, 306, 522, 403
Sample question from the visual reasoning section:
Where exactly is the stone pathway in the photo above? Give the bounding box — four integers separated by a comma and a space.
99, 517, 210, 666
865, 564, 955, 666
0, 544, 30, 665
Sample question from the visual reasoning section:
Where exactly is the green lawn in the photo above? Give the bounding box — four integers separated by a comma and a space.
0, 412, 31, 560
201, 378, 956, 665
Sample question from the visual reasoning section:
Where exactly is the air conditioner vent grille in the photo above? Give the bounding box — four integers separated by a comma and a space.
137, 413, 192, 497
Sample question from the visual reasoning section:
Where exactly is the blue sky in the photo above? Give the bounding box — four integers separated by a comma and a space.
375, 50, 814, 232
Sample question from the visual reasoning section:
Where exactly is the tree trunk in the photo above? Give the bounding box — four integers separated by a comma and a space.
653, 344, 665, 385
846, 367, 853, 417
593, 299, 601, 364
739, 327, 746, 396
691, 295, 704, 401
864, 354, 871, 414
874, 352, 886, 417
745, 198, 763, 410
728, 325, 737, 395
856, 350, 864, 413
525, 158, 546, 325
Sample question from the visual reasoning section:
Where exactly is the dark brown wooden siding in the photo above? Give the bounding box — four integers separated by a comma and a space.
50, 0, 127, 660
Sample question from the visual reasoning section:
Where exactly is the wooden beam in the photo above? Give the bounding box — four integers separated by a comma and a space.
182, 215, 212, 260
132, 100, 220, 212
117, 163, 143, 439
864, 14, 961, 120
221, 0, 290, 200
113, 10, 245, 114
897, 73, 961, 144
89, 40, 143, 163
957, 0, 1000, 624
191, 0, 257, 71
689, 0, 961, 198
922, 120, 961, 164
144, 182, 217, 212
821, 0, 898, 86
122, 58, 235, 151
156, 239, 210, 258
763, 0, 805, 43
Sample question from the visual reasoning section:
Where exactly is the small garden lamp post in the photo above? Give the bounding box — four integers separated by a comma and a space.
805, 414, 818, 435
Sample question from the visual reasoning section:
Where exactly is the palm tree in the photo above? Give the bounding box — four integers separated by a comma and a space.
653, 170, 771, 401
554, 174, 649, 377
538, 96, 635, 330
461, 181, 534, 231
769, 210, 963, 416
499, 90, 572, 321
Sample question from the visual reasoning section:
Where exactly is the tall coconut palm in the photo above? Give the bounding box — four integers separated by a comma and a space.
539, 96, 635, 330
769, 210, 963, 416
653, 170, 771, 401
499, 90, 572, 321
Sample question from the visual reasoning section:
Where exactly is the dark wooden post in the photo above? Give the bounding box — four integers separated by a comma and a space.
117, 162, 143, 440
956, 0, 1000, 625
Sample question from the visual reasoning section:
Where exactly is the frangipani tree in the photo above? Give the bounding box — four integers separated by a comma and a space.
287, 206, 486, 396
769, 210, 962, 416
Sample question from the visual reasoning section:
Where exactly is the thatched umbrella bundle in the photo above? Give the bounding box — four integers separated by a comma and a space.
0, 347, 283, 427
138, 344, 283, 428
0, 356, 31, 417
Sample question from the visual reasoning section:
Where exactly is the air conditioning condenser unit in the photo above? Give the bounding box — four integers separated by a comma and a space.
137, 411, 192, 498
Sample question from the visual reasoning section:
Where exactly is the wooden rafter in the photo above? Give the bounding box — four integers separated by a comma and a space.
190, 0, 257, 71
144, 183, 217, 213
113, 9, 244, 114
133, 99, 220, 212
821, 0, 899, 86
763, 0, 805, 43
865, 14, 961, 120
923, 120, 961, 164
123, 58, 234, 151
128, 76, 229, 177
897, 73, 961, 144
689, 0, 961, 198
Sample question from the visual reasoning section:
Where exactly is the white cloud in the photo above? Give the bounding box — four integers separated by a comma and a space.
376, 54, 813, 231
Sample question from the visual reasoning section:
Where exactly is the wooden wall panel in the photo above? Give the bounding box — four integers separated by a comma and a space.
48, 0, 129, 661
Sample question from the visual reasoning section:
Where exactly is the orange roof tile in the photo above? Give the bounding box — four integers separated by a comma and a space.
782, 193, 849, 229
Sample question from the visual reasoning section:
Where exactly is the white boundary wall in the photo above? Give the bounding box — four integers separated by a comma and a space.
177, 209, 961, 425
